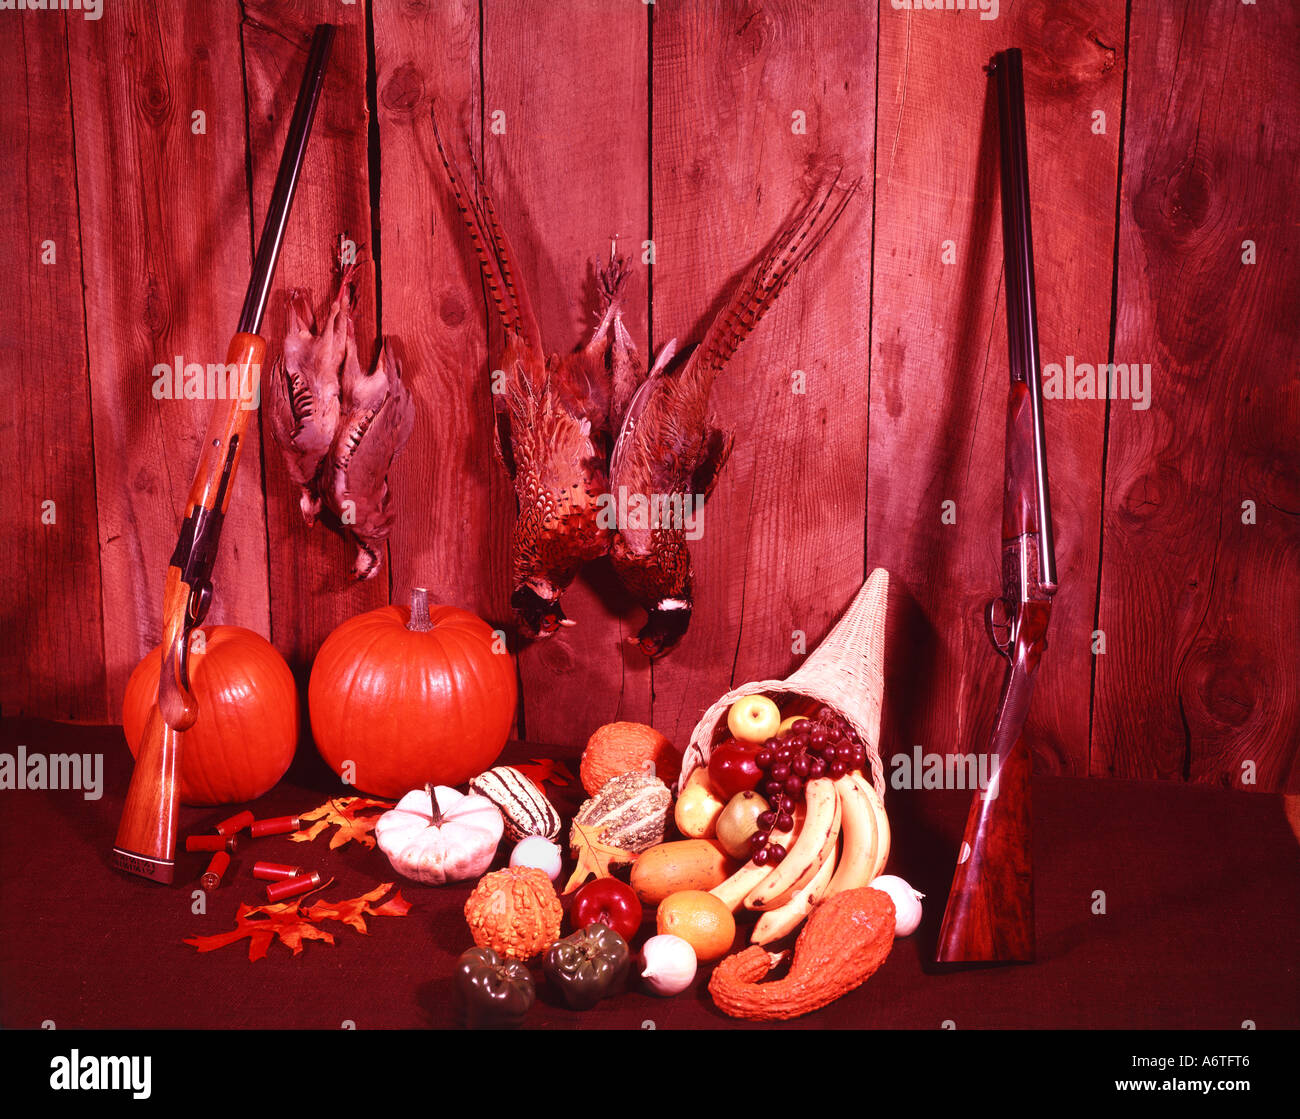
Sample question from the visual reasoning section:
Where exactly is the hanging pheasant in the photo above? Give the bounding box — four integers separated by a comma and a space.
429, 111, 626, 639
608, 174, 859, 657
266, 268, 351, 527
267, 257, 413, 580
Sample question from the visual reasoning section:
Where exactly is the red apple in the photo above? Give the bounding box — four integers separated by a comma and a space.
571, 878, 643, 942
708, 737, 765, 800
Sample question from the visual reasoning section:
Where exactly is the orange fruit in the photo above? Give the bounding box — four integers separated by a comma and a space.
656, 890, 736, 962
581, 722, 681, 796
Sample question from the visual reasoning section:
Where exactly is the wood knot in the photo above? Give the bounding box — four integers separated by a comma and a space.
142, 276, 168, 337
1117, 467, 1176, 528
439, 292, 467, 327
733, 7, 775, 61
381, 62, 423, 115
1187, 654, 1259, 730
1164, 159, 1215, 235
139, 73, 171, 126
1133, 156, 1217, 243
538, 636, 576, 675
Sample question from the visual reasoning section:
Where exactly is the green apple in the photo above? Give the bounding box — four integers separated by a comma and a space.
727, 694, 781, 743
716, 790, 771, 860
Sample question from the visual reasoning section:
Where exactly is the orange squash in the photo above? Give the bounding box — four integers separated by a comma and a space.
122, 626, 298, 806
308, 587, 516, 798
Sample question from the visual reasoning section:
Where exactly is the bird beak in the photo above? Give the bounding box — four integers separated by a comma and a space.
558, 617, 578, 628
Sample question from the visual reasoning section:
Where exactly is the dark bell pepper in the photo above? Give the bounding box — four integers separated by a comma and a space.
455, 946, 536, 1028
542, 921, 630, 1010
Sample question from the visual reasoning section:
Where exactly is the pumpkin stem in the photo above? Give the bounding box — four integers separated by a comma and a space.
425, 783, 444, 826
408, 587, 433, 633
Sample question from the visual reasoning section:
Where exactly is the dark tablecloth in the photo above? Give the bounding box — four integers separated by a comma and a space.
1, 717, 1296, 1029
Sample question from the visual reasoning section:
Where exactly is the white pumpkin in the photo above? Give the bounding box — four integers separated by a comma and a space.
374, 784, 505, 885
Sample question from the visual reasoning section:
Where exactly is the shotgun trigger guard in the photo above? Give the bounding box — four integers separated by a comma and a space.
985, 596, 1014, 659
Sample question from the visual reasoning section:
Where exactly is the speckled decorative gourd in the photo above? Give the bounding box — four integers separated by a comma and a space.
570, 771, 672, 855
464, 866, 563, 961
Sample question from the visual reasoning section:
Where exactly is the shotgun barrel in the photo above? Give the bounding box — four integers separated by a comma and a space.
935, 48, 1057, 963
111, 24, 335, 885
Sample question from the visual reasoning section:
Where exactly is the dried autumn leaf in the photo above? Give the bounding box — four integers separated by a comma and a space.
564, 822, 634, 895
514, 757, 576, 789
290, 796, 393, 849
304, 882, 411, 934
184, 900, 336, 962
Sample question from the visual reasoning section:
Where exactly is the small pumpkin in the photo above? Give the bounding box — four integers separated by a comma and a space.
374, 785, 504, 885
465, 866, 563, 961
308, 587, 517, 797
581, 722, 680, 796
122, 626, 298, 806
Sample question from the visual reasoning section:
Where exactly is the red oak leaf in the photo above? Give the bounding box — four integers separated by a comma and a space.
184, 900, 336, 962
514, 757, 575, 789
289, 796, 393, 849
303, 882, 411, 934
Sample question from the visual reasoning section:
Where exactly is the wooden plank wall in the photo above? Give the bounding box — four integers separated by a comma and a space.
2, 1, 1295, 794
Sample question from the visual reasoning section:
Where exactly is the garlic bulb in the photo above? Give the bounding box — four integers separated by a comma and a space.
640, 934, 697, 996
509, 836, 563, 882
869, 874, 924, 936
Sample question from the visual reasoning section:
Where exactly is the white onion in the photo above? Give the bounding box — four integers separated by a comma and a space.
869, 874, 925, 936
509, 836, 563, 881
640, 934, 697, 996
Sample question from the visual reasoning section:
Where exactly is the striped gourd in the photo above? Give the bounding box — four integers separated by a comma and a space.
468, 766, 561, 842
570, 771, 671, 855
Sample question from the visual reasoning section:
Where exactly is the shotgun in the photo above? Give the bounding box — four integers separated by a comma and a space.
111, 24, 335, 884
935, 48, 1057, 963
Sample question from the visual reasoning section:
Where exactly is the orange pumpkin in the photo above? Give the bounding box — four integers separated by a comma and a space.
122, 626, 299, 806
308, 587, 516, 798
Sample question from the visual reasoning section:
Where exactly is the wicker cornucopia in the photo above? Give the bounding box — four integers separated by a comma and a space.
680, 567, 890, 799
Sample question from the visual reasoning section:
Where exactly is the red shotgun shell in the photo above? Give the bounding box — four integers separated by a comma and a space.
249, 815, 303, 838
252, 861, 307, 882
214, 810, 255, 836
201, 851, 231, 892
266, 872, 322, 903
185, 834, 238, 853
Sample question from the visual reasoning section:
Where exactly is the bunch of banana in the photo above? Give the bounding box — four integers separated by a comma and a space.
708, 773, 891, 946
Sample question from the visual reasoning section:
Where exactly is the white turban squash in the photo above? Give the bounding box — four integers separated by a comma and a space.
375, 784, 504, 885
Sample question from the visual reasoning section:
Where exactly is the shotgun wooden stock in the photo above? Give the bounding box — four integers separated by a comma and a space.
936, 48, 1057, 963
111, 26, 335, 884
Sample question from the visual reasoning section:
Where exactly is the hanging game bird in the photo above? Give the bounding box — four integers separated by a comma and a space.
267, 261, 413, 580
608, 173, 859, 656
429, 106, 856, 654
429, 112, 628, 639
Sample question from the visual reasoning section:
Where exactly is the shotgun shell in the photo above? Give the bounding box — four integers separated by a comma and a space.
266, 872, 322, 903
185, 833, 238, 854
201, 851, 231, 892
249, 815, 303, 839
214, 810, 255, 836
252, 861, 307, 882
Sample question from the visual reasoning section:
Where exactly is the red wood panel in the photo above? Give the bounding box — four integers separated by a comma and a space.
1093, 0, 1300, 792
68, 1, 269, 718
482, 0, 652, 742
0, 17, 106, 719
374, 0, 514, 632
650, 0, 875, 751
869, 3, 1123, 778
242, 0, 386, 674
